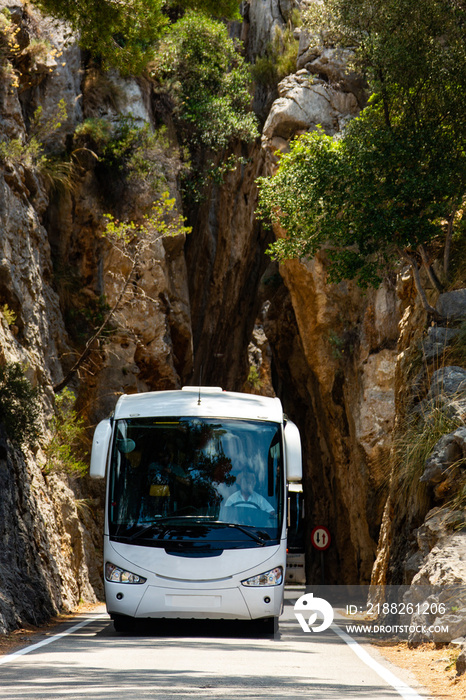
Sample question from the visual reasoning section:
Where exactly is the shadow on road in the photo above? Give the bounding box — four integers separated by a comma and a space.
105, 616, 278, 640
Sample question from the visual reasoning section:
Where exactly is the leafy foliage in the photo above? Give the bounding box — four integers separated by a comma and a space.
73, 116, 179, 196
0, 134, 43, 169
259, 0, 466, 300
153, 11, 257, 152
0, 99, 74, 193
30, 99, 68, 145
103, 191, 191, 246
44, 388, 87, 477
31, 0, 167, 75
30, 0, 242, 75
260, 111, 466, 287
1, 304, 17, 327
0, 363, 42, 447
169, 0, 241, 19
251, 22, 299, 89
303, 0, 466, 106
246, 364, 262, 390
151, 11, 257, 199
336, 0, 464, 128
0, 98, 67, 167
0, 8, 20, 65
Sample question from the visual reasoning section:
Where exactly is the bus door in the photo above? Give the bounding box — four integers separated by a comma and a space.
286, 482, 305, 584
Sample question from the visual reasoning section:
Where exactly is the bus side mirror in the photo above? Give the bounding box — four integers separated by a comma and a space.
90, 419, 112, 479
284, 420, 302, 482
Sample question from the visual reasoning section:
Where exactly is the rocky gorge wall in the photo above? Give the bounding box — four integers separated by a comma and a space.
257, 10, 399, 584
0, 0, 464, 638
256, 5, 465, 637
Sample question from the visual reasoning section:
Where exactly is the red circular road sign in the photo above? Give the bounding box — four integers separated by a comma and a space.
311, 526, 331, 551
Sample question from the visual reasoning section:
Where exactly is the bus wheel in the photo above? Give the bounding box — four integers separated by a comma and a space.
255, 616, 277, 636
112, 614, 137, 634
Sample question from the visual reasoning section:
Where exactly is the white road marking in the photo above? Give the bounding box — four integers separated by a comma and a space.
332, 624, 426, 700
0, 615, 100, 666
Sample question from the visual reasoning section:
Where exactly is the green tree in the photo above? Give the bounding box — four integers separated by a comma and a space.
31, 0, 242, 75
44, 388, 87, 477
32, 0, 167, 75
303, 0, 466, 121
0, 363, 42, 446
259, 114, 465, 307
259, 0, 466, 312
171, 0, 241, 19
152, 10, 258, 198
153, 11, 257, 151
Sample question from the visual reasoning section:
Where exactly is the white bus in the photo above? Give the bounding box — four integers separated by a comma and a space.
90, 386, 302, 632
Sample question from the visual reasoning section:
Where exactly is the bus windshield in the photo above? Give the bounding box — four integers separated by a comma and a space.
108, 417, 283, 549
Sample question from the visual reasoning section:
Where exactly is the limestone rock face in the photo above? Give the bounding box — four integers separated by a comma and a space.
273, 255, 399, 582
259, 17, 465, 592
402, 509, 466, 644
262, 71, 358, 143
0, 3, 149, 632
0, 0, 463, 636
259, 27, 397, 582
420, 428, 466, 500
371, 283, 466, 638
0, 170, 68, 391
185, 141, 271, 389
296, 37, 367, 106
0, 0, 271, 631
248, 0, 290, 56
71, 196, 193, 424
355, 349, 396, 469
457, 646, 466, 676
44, 71, 193, 423
436, 288, 466, 320
0, 429, 101, 635
421, 326, 459, 362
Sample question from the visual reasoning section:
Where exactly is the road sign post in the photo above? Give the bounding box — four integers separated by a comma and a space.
311, 526, 331, 584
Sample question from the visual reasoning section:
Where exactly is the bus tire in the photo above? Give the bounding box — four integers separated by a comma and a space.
112, 614, 137, 634
256, 616, 277, 636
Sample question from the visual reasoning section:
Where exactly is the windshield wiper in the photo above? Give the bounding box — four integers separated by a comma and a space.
226, 523, 268, 545
127, 516, 217, 541
124, 517, 268, 544
127, 523, 161, 541
166, 517, 269, 542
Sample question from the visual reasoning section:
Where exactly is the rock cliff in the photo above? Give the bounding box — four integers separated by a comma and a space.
259, 19, 398, 584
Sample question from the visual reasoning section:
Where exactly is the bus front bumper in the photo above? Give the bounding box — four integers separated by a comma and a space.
106, 581, 283, 620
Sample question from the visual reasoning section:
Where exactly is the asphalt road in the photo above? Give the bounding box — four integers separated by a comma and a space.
0, 589, 428, 700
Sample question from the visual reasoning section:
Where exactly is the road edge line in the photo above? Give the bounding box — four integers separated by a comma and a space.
0, 615, 99, 666
331, 624, 426, 700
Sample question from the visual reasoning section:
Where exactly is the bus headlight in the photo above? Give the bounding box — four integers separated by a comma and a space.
105, 562, 147, 584
241, 566, 283, 587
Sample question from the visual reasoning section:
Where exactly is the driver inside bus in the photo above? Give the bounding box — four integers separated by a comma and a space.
223, 469, 275, 515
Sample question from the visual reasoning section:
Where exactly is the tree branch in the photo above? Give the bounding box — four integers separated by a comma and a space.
53, 196, 190, 394
377, 69, 391, 128
443, 208, 456, 279
398, 248, 440, 317
53, 258, 137, 394
419, 244, 443, 292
